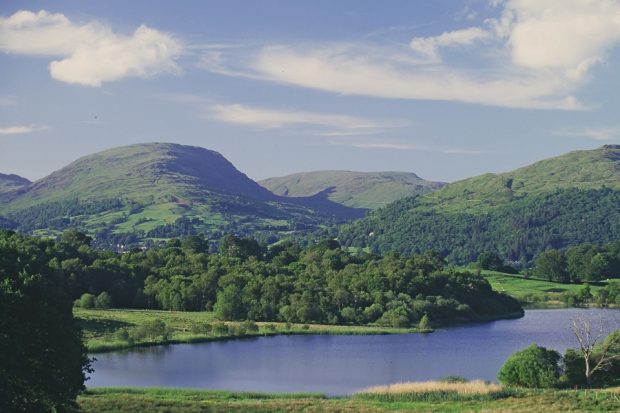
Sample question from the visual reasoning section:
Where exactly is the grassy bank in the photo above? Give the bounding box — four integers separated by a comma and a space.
75, 308, 421, 353
479, 270, 607, 307
78, 386, 620, 412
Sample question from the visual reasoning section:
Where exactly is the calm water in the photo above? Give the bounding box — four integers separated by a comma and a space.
88, 308, 619, 395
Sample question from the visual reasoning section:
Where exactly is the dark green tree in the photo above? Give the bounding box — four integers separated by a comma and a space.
0, 231, 91, 412
498, 344, 561, 388
534, 250, 569, 283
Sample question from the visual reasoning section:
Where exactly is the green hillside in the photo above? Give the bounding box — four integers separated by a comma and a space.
338, 145, 620, 263
0, 173, 30, 195
259, 170, 444, 209
0, 143, 361, 247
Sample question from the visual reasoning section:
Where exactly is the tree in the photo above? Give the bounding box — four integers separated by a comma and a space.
534, 250, 569, 283
0, 232, 91, 412
418, 314, 431, 332
95, 291, 112, 309
76, 292, 96, 308
571, 316, 620, 387
498, 344, 561, 388
476, 252, 504, 271
213, 284, 246, 320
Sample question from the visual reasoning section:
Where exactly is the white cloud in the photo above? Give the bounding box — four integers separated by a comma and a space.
505, 0, 620, 79
0, 10, 183, 86
208, 103, 405, 135
554, 126, 620, 141
202, 0, 620, 110
0, 124, 48, 135
250, 45, 581, 109
409, 27, 490, 63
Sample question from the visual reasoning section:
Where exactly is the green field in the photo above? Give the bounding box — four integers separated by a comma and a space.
75, 308, 419, 353
78, 387, 620, 412
479, 270, 607, 307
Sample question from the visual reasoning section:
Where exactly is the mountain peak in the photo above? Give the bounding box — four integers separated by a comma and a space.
4, 142, 274, 206
0, 173, 31, 195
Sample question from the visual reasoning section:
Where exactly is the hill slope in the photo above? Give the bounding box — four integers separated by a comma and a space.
0, 143, 362, 247
338, 145, 620, 263
0, 173, 30, 195
259, 171, 444, 209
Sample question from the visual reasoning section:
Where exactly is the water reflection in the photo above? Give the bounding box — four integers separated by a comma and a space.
88, 308, 619, 395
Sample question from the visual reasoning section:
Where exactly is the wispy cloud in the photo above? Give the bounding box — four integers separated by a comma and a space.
0, 124, 48, 135
207, 103, 406, 135
0, 10, 184, 86
201, 0, 620, 110
554, 126, 620, 141
329, 139, 486, 155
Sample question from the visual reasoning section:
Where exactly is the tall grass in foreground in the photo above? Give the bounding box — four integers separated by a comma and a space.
354, 380, 510, 402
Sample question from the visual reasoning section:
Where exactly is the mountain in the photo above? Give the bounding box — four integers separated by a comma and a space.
0, 143, 362, 247
338, 145, 620, 264
259, 171, 445, 209
0, 173, 30, 195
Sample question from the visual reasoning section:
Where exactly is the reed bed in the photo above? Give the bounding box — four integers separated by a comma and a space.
354, 380, 510, 402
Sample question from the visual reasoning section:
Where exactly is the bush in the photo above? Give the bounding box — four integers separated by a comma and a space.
191, 322, 212, 335
498, 344, 561, 388
241, 320, 259, 333
418, 314, 431, 331
75, 293, 96, 309
212, 322, 229, 335
95, 291, 112, 309
377, 308, 410, 328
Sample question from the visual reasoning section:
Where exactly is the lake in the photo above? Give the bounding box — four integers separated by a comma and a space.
88, 308, 619, 395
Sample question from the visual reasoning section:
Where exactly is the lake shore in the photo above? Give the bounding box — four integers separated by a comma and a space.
78, 386, 620, 412
76, 308, 426, 353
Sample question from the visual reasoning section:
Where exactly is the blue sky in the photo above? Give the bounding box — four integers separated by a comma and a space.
1, 0, 619, 183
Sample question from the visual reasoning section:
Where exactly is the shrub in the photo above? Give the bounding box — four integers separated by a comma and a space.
95, 291, 112, 309
191, 322, 212, 335
418, 314, 431, 331
241, 320, 259, 333
498, 344, 561, 388
75, 293, 96, 309
212, 322, 229, 335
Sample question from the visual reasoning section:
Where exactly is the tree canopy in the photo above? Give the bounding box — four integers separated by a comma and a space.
0, 230, 91, 412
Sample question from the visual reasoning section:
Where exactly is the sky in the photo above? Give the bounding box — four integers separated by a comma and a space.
1, 0, 620, 183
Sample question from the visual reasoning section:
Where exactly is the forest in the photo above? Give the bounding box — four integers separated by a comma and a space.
0, 229, 522, 327
337, 188, 620, 264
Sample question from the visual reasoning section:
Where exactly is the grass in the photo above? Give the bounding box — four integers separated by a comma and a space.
354, 380, 507, 402
77, 386, 620, 412
75, 308, 420, 353
479, 270, 606, 307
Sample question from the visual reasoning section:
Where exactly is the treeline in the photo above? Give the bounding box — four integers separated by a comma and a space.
532, 241, 620, 283
337, 188, 620, 264
0, 230, 522, 327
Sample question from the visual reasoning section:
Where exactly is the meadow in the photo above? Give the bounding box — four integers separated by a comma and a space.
77, 386, 620, 413
479, 270, 607, 307
75, 308, 419, 353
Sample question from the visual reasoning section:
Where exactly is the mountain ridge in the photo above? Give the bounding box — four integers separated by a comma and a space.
260, 170, 445, 209
337, 145, 620, 263
0, 143, 363, 247
0, 173, 31, 195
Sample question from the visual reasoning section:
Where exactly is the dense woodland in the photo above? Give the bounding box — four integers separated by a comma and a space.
0, 230, 522, 327
337, 188, 620, 264
532, 241, 620, 283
